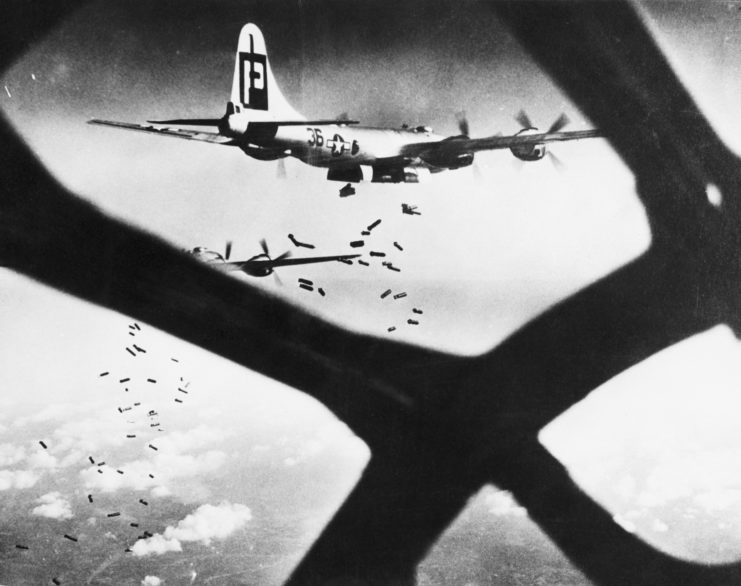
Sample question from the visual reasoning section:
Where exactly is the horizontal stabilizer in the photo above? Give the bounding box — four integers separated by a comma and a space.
143, 119, 359, 128
251, 119, 359, 126
236, 254, 361, 271
147, 118, 223, 126
87, 119, 237, 145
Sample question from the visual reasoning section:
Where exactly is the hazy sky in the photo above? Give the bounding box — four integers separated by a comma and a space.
4, 1, 741, 582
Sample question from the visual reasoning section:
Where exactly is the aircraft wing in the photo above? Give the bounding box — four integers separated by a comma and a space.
229, 254, 361, 271
216, 262, 248, 272
148, 118, 359, 126
88, 119, 238, 145
463, 128, 602, 151
401, 128, 602, 157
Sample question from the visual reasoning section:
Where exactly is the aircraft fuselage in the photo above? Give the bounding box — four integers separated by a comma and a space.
226, 115, 461, 182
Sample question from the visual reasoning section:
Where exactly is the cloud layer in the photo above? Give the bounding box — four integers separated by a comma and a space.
484, 489, 527, 518
132, 501, 251, 556
0, 469, 39, 490
31, 491, 73, 520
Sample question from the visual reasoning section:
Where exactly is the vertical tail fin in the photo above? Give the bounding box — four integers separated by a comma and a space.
229, 24, 304, 122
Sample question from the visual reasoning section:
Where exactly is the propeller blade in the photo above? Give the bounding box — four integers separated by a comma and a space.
225, 241, 232, 261
455, 111, 470, 137
277, 158, 286, 179
259, 239, 269, 256
275, 250, 292, 262
516, 109, 534, 129
273, 271, 283, 286
547, 113, 570, 134
547, 150, 566, 171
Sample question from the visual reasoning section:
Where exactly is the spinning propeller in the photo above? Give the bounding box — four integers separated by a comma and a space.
456, 110, 470, 137
259, 238, 290, 285
515, 109, 569, 169
455, 111, 484, 179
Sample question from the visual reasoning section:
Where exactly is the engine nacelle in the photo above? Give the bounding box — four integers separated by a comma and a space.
510, 127, 547, 161
421, 139, 475, 169
510, 143, 547, 161
449, 152, 474, 169
240, 144, 287, 161
241, 265, 272, 277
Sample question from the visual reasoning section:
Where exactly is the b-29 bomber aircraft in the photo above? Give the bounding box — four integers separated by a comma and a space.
190, 240, 359, 278
90, 23, 602, 183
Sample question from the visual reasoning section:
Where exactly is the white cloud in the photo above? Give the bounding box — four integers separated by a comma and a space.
151, 485, 171, 497
0, 442, 57, 491
132, 534, 182, 556
541, 327, 741, 529
31, 491, 73, 520
613, 513, 637, 533
651, 518, 669, 533
58, 449, 85, 468
632, 449, 741, 510
0, 443, 26, 467
153, 424, 229, 454
0, 469, 39, 490
132, 502, 251, 556
197, 406, 222, 420
484, 489, 527, 517
279, 421, 369, 467
78, 424, 229, 496
141, 577, 162, 586
80, 457, 159, 493
26, 449, 58, 469
154, 450, 227, 481
694, 488, 741, 513
12, 403, 83, 428
614, 475, 636, 500
165, 502, 251, 544
52, 411, 134, 454
80, 449, 226, 494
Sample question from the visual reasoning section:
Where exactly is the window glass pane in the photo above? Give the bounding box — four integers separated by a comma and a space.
543, 326, 741, 564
